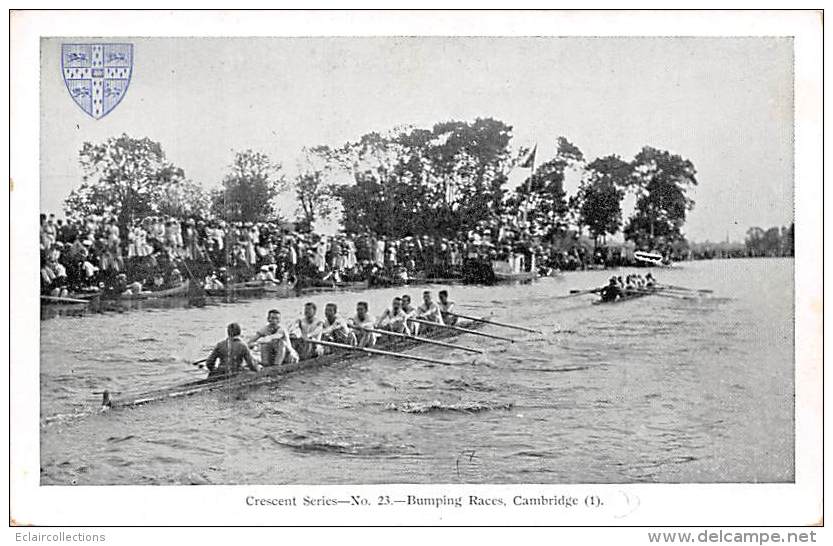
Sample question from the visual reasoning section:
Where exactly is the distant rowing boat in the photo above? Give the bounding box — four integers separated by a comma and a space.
205, 279, 369, 298
201, 279, 299, 298
205, 285, 267, 298
102, 280, 192, 301
592, 287, 662, 305
493, 269, 539, 283
101, 319, 484, 410
300, 279, 370, 292
634, 251, 673, 268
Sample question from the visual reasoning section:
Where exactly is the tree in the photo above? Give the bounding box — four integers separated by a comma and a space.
783, 223, 794, 256
64, 134, 189, 242
332, 118, 515, 238
427, 118, 515, 232
624, 146, 698, 248
763, 227, 782, 256
575, 155, 630, 246
745, 226, 766, 256
509, 136, 584, 240
294, 146, 340, 232
158, 178, 210, 219
211, 150, 286, 223
745, 224, 793, 257
330, 129, 419, 237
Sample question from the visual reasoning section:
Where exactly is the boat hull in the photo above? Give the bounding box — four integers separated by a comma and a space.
493, 271, 539, 283
103, 280, 192, 301
592, 288, 660, 305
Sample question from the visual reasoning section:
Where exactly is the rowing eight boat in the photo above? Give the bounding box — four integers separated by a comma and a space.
591, 287, 663, 305
100, 319, 485, 410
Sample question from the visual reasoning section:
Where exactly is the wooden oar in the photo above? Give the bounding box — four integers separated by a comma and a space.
306, 338, 464, 366
350, 325, 484, 354
658, 288, 703, 297
658, 284, 713, 293
557, 287, 604, 299
408, 318, 515, 343
445, 312, 541, 334
40, 295, 90, 304
632, 289, 694, 300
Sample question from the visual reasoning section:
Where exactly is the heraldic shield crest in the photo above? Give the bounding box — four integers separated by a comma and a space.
62, 43, 133, 119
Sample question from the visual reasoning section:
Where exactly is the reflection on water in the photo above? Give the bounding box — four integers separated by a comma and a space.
40, 258, 794, 484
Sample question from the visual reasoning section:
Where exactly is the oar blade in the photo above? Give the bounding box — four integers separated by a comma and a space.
447, 312, 541, 334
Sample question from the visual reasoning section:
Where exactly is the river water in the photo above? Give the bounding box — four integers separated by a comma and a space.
39, 258, 794, 485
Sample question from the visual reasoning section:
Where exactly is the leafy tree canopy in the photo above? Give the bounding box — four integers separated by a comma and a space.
65, 134, 205, 237
211, 149, 286, 223
624, 146, 698, 247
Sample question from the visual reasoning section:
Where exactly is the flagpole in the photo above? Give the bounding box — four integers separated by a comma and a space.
523, 144, 536, 223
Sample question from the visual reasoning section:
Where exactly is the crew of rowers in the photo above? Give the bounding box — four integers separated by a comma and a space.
599, 272, 657, 302
204, 289, 458, 375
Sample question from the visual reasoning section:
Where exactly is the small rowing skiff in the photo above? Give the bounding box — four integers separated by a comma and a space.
204, 280, 298, 298
101, 319, 485, 410
205, 285, 266, 298
103, 280, 192, 301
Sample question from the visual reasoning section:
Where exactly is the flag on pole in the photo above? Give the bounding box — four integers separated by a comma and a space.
519, 144, 537, 168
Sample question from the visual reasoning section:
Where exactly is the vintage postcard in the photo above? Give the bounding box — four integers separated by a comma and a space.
8, 9, 823, 533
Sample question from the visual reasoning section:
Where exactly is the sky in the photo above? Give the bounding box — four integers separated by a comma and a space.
40, 37, 794, 242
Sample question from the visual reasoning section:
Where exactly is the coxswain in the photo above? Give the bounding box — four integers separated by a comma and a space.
349, 301, 378, 348
205, 322, 261, 376
437, 289, 457, 325
289, 302, 324, 359
599, 277, 622, 302
321, 303, 356, 347
416, 290, 445, 326
248, 309, 298, 367
375, 296, 411, 334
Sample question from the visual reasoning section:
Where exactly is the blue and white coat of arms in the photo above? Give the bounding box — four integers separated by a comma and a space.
62, 43, 133, 119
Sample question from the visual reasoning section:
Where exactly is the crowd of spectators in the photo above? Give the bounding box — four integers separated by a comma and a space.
40, 212, 608, 297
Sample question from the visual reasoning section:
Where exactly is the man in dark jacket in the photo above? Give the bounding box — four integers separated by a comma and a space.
206, 323, 261, 376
